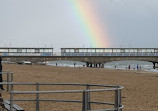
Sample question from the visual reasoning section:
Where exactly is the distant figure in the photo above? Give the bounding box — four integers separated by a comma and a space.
128, 65, 130, 70
137, 65, 139, 70
74, 63, 76, 67
56, 63, 57, 66
0, 57, 4, 90
114, 65, 116, 69
140, 66, 141, 70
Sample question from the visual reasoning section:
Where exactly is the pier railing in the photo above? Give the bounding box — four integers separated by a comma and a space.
1, 83, 124, 111
61, 52, 158, 56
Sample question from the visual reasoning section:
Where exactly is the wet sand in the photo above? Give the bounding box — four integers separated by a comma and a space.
2, 63, 158, 111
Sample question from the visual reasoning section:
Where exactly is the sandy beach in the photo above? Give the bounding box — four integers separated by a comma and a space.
1, 63, 158, 111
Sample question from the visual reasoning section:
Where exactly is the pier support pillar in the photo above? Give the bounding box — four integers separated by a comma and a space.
153, 62, 156, 69
86, 62, 89, 67
95, 63, 98, 68
90, 63, 92, 67
86, 62, 104, 68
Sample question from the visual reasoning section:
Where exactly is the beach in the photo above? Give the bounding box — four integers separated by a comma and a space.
2, 63, 158, 111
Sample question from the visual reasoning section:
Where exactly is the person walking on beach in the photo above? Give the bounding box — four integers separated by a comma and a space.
137, 65, 139, 70
140, 65, 141, 70
0, 57, 4, 90
128, 65, 130, 70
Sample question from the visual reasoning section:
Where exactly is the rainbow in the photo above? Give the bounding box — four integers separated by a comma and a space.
68, 0, 110, 48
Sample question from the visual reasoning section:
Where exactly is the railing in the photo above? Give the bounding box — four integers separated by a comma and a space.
2, 52, 158, 57
1, 83, 124, 111
0, 71, 13, 91
61, 52, 158, 56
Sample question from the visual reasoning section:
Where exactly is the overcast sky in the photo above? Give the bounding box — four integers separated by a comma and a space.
0, 0, 158, 51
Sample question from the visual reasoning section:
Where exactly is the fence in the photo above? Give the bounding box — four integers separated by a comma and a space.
1, 83, 124, 111
0, 71, 13, 91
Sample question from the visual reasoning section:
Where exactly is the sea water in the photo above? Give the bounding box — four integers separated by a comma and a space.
104, 60, 158, 72
47, 60, 158, 72
47, 60, 86, 67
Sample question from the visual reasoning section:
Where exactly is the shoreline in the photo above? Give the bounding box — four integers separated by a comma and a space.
4, 62, 158, 75
46, 62, 158, 74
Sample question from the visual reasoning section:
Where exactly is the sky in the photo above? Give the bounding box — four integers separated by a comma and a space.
0, 0, 158, 51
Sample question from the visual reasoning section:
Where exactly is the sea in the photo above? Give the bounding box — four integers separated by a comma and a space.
47, 60, 158, 72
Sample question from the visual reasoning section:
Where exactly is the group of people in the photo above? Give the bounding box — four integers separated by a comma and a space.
115, 64, 141, 70
127, 65, 141, 70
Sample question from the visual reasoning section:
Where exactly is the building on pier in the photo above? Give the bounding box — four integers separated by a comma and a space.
0, 47, 53, 56
61, 48, 158, 56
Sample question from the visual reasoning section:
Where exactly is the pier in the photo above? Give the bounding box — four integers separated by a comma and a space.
1, 48, 158, 68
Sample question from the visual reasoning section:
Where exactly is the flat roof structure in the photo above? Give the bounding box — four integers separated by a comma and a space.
0, 47, 53, 56
61, 48, 158, 53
